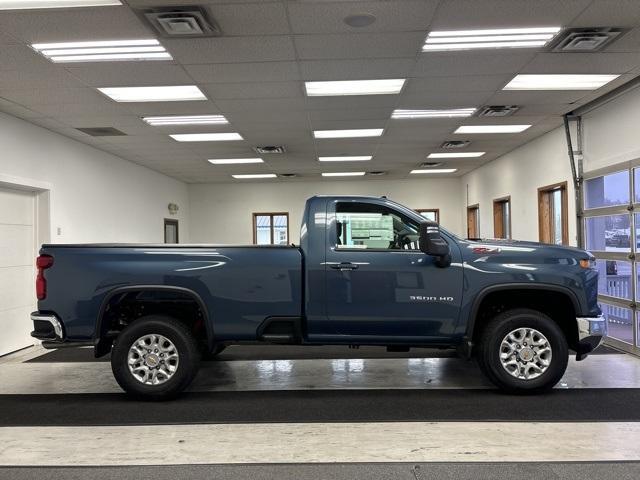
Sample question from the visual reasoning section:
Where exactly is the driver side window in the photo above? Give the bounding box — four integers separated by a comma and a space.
336, 202, 420, 250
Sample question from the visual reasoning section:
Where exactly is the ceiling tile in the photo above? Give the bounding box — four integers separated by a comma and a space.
414, 51, 536, 77
185, 62, 300, 83
570, 0, 640, 27
398, 91, 494, 108
0, 87, 110, 106
522, 53, 640, 74
0, 7, 150, 44
164, 36, 296, 64
215, 97, 307, 112
124, 101, 222, 116
202, 81, 303, 100
0, 45, 56, 72
287, 0, 437, 34
0, 68, 84, 89
205, 2, 291, 35
405, 75, 511, 93
431, 0, 592, 29
300, 58, 416, 80
66, 63, 194, 87
294, 32, 424, 60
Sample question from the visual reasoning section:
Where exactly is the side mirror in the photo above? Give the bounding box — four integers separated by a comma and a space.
419, 221, 451, 267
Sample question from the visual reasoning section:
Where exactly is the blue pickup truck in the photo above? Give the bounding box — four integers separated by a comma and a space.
31, 195, 606, 399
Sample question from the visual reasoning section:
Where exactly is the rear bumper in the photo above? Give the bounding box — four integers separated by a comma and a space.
31, 312, 64, 341
575, 314, 607, 361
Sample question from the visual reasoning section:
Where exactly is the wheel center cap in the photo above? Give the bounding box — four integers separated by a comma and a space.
145, 354, 159, 367
519, 347, 534, 362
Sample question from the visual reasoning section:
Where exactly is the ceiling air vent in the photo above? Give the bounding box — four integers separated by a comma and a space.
478, 105, 519, 117
551, 28, 625, 52
139, 6, 221, 38
254, 145, 286, 154
420, 162, 443, 168
441, 140, 470, 149
76, 127, 126, 137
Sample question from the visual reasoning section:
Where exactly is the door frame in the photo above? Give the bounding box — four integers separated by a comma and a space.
164, 218, 179, 244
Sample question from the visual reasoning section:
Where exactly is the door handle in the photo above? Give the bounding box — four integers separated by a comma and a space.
330, 262, 359, 271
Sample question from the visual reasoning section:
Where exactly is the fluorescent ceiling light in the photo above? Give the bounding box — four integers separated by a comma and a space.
32, 39, 171, 63
322, 172, 366, 177
423, 27, 560, 51
170, 133, 243, 142
314, 129, 383, 139
98, 86, 206, 102
143, 115, 228, 126
392, 108, 476, 119
232, 174, 277, 179
454, 125, 531, 134
428, 152, 485, 158
208, 158, 263, 165
305, 79, 405, 96
411, 169, 457, 174
318, 156, 372, 162
0, 0, 120, 9
504, 74, 620, 90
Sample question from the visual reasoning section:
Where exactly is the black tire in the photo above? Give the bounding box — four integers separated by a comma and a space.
477, 308, 568, 394
201, 344, 227, 361
111, 315, 201, 400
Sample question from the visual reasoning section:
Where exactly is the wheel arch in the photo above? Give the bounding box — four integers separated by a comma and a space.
94, 285, 213, 357
466, 283, 581, 353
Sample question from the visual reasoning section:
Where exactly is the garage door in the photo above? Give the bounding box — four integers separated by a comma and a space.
0, 187, 36, 356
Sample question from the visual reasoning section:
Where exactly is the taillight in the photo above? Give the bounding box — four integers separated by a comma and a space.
36, 254, 54, 300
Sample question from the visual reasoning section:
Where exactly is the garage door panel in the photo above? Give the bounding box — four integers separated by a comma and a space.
0, 224, 33, 267
0, 266, 34, 312
0, 188, 33, 225
0, 306, 34, 356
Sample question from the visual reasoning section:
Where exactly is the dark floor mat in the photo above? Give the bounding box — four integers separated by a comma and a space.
1, 388, 638, 427
26, 344, 458, 363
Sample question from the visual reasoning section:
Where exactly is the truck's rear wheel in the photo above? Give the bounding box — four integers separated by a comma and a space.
111, 315, 201, 400
477, 308, 568, 394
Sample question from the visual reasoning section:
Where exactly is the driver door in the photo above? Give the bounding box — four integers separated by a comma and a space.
325, 199, 462, 341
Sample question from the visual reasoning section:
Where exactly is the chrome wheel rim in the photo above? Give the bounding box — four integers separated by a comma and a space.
499, 327, 552, 380
127, 334, 179, 385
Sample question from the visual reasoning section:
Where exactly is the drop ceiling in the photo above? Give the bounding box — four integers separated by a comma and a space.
0, 0, 640, 183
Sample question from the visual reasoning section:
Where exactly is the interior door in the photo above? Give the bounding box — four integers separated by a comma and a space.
0, 187, 36, 356
324, 200, 463, 341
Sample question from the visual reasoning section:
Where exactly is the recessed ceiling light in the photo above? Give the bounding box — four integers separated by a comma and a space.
0, 0, 120, 9
392, 108, 476, 119
314, 129, 384, 139
322, 172, 366, 177
170, 133, 243, 142
503, 74, 620, 90
32, 39, 170, 63
98, 85, 206, 102
232, 174, 277, 179
208, 158, 263, 165
454, 125, 531, 134
410, 169, 458, 174
318, 156, 372, 162
305, 79, 405, 96
423, 27, 561, 51
428, 152, 485, 158
143, 115, 228, 126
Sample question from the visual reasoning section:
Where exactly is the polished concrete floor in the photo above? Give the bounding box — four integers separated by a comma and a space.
0, 345, 639, 475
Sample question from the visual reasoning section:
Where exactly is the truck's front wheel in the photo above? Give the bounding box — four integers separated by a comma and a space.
111, 315, 201, 400
477, 309, 568, 393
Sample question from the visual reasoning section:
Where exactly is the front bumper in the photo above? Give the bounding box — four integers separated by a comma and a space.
575, 314, 607, 361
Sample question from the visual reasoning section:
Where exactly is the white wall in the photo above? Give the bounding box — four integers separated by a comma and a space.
461, 128, 576, 245
189, 178, 463, 244
0, 112, 188, 244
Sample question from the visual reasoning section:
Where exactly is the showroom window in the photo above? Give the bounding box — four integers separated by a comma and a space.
583, 166, 639, 353
538, 182, 568, 245
467, 204, 479, 239
253, 213, 289, 245
493, 196, 511, 239
336, 202, 420, 250
416, 208, 439, 223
